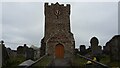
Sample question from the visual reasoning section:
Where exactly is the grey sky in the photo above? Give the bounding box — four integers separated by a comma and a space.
2, 2, 118, 50
1, 0, 119, 2
118, 1, 120, 34
0, 2, 2, 40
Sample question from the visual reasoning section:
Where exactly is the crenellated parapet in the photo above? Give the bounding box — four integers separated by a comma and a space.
44, 2, 70, 16
45, 2, 70, 8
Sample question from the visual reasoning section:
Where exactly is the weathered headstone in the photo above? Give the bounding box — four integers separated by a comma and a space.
23, 44, 28, 55
17, 44, 28, 57
26, 48, 34, 60
34, 49, 40, 59
103, 42, 111, 55
104, 35, 120, 62
109, 35, 120, 61
12, 50, 17, 58
80, 45, 86, 55
90, 37, 99, 56
17, 44, 35, 60
98, 45, 102, 55
75, 48, 79, 54
6, 48, 17, 58
86, 46, 91, 54
17, 46, 24, 55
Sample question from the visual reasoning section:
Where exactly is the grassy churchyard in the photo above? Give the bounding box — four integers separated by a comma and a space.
2, 54, 120, 68
2, 55, 25, 68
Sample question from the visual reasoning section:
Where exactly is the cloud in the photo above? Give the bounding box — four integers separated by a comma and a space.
2, 2, 118, 50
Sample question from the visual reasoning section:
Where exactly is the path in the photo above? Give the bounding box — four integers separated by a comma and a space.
48, 58, 72, 67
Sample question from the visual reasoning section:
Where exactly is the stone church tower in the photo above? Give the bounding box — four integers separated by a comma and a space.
40, 2, 75, 59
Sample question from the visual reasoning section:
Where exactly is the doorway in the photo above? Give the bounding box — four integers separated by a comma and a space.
55, 44, 64, 59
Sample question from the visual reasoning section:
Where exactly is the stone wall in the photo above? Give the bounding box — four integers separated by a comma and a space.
46, 32, 75, 58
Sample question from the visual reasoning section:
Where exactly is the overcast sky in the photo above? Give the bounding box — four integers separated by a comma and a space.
2, 2, 118, 50
0, 2, 2, 40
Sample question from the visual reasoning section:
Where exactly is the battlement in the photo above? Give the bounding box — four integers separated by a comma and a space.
44, 2, 70, 15
45, 2, 70, 7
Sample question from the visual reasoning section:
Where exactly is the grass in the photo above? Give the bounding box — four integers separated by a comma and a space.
2, 55, 26, 68
100, 55, 110, 65
108, 61, 120, 67
72, 54, 120, 68
2, 54, 120, 68
31, 56, 52, 68
72, 54, 87, 67
100, 55, 120, 67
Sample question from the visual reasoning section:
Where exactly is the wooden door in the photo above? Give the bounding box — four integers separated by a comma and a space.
55, 44, 64, 59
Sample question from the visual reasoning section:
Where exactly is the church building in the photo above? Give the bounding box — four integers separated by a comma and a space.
40, 2, 75, 59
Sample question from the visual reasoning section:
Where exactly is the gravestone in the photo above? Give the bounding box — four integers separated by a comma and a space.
17, 44, 35, 60
23, 44, 28, 54
103, 42, 111, 55
86, 46, 91, 54
109, 35, 120, 61
34, 48, 40, 59
75, 48, 79, 54
11, 50, 17, 58
6, 48, 17, 58
104, 35, 120, 62
80, 45, 86, 55
90, 37, 99, 56
17, 44, 28, 58
26, 48, 34, 60
97, 46, 102, 55
6, 48, 12, 58
17, 46, 24, 55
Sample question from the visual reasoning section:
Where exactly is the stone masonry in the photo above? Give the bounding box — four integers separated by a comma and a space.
40, 2, 75, 59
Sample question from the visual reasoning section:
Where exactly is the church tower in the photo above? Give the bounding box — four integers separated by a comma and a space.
40, 2, 75, 59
